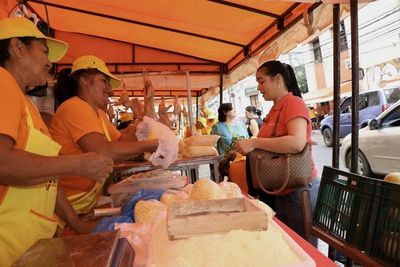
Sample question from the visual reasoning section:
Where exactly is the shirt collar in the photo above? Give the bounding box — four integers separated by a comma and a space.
271, 92, 292, 111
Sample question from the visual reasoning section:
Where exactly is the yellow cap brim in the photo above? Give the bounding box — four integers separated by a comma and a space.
43, 37, 68, 63
101, 70, 121, 89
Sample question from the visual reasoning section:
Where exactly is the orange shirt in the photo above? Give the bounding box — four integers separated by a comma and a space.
258, 93, 317, 178
0, 67, 53, 198
50, 96, 120, 196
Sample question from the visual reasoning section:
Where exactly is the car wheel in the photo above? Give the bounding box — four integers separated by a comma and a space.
322, 128, 333, 147
358, 152, 372, 177
345, 151, 372, 177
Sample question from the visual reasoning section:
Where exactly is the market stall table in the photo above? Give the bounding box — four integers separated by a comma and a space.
113, 155, 223, 183
274, 218, 336, 267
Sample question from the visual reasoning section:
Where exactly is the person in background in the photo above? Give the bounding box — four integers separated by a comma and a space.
308, 106, 318, 130
211, 103, 248, 155
203, 108, 216, 135
0, 17, 113, 265
50, 55, 159, 215
236, 61, 319, 246
245, 105, 263, 137
117, 113, 133, 130
185, 117, 208, 138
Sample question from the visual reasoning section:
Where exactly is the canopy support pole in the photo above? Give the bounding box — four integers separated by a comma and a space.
332, 4, 341, 170
350, 0, 360, 175
186, 71, 195, 136
329, 3, 342, 262
219, 67, 224, 105
196, 92, 199, 120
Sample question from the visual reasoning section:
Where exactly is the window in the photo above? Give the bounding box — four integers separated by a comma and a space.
381, 105, 400, 127
340, 97, 352, 113
384, 87, 400, 104
250, 95, 259, 107
312, 38, 323, 63
339, 21, 348, 52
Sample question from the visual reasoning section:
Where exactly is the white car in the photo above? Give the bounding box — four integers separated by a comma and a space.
341, 100, 400, 177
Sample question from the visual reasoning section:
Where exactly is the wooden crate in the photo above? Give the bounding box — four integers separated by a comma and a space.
167, 198, 268, 240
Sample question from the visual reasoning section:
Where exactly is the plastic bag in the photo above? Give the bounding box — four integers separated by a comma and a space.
120, 189, 164, 221
114, 223, 153, 267
92, 216, 133, 233
136, 116, 178, 168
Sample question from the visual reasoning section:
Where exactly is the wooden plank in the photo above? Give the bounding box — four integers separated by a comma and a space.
167, 198, 268, 240
311, 226, 385, 267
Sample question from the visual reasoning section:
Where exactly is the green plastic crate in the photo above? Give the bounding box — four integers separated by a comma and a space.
367, 179, 400, 266
313, 166, 400, 266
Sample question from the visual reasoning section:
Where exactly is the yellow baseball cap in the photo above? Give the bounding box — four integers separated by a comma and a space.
71, 55, 121, 88
0, 17, 68, 62
204, 108, 216, 119
197, 117, 207, 128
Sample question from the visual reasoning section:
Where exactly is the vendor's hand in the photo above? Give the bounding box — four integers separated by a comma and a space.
75, 152, 114, 183
236, 139, 255, 155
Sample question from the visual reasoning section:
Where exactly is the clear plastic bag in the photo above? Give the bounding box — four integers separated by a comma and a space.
136, 116, 178, 168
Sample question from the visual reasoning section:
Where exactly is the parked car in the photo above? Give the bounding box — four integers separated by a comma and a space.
341, 100, 400, 177
320, 86, 400, 147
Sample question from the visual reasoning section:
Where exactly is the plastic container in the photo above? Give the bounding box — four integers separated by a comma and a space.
313, 166, 400, 266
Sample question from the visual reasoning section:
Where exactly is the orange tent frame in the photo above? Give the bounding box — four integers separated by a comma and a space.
2, 0, 320, 98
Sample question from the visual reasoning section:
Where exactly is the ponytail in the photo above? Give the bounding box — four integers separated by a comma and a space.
257, 61, 302, 98
53, 68, 79, 110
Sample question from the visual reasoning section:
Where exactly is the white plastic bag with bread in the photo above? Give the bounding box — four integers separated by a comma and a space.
136, 116, 178, 168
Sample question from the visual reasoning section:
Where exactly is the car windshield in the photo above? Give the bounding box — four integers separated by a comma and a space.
384, 87, 400, 104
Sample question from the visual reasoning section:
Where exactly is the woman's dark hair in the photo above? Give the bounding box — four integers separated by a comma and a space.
245, 105, 262, 116
218, 103, 233, 122
53, 67, 99, 110
257, 60, 302, 98
0, 37, 35, 67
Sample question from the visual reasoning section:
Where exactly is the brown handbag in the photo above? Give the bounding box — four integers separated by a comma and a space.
247, 107, 312, 195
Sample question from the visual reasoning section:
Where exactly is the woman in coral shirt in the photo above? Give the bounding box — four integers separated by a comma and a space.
237, 61, 319, 246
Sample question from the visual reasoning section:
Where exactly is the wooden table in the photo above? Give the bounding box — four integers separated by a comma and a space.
114, 155, 224, 183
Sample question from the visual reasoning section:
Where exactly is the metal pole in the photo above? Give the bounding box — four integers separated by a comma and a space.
350, 0, 359, 174
186, 71, 195, 136
329, 3, 341, 262
219, 66, 224, 105
196, 92, 199, 120
332, 4, 341, 169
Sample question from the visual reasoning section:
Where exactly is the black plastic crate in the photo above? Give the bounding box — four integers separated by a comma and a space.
313, 166, 400, 266
313, 167, 378, 248
367, 179, 400, 266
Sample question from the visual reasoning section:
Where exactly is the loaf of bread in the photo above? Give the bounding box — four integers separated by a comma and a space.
134, 200, 166, 224
190, 179, 226, 200
184, 135, 220, 147
183, 146, 218, 158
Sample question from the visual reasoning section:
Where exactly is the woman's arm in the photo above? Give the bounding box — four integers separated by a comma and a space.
55, 187, 94, 234
249, 119, 260, 137
236, 117, 308, 155
118, 124, 138, 141
78, 133, 158, 162
0, 134, 113, 186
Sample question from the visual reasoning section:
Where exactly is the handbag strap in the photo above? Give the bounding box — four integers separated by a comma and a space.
270, 101, 285, 138
254, 153, 291, 195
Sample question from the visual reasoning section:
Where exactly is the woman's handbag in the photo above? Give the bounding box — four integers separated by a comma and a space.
247, 107, 312, 195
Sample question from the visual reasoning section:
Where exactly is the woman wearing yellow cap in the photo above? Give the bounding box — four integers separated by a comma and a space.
0, 17, 114, 264
50, 55, 159, 215
184, 117, 208, 138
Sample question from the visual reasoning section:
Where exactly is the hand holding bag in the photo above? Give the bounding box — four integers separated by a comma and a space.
247, 107, 312, 195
